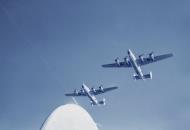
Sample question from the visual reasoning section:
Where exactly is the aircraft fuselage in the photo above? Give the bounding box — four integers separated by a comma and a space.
128, 49, 144, 80
82, 84, 98, 105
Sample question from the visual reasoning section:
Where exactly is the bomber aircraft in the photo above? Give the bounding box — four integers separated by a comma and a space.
65, 83, 118, 106
102, 49, 173, 80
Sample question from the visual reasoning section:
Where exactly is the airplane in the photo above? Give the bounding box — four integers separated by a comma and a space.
102, 49, 173, 80
65, 83, 118, 106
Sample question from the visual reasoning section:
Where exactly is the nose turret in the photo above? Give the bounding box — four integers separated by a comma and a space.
128, 49, 132, 55
82, 83, 85, 89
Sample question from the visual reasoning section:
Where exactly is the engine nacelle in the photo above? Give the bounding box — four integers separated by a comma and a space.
91, 87, 96, 93
115, 57, 120, 66
74, 89, 78, 95
139, 55, 144, 63
124, 56, 130, 65
99, 85, 104, 92
80, 89, 85, 94
149, 52, 154, 61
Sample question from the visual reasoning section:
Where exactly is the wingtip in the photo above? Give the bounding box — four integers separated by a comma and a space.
101, 64, 106, 67
65, 93, 70, 96
114, 86, 119, 89
168, 52, 174, 56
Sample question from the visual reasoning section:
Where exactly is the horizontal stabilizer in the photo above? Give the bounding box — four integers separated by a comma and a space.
133, 75, 141, 80
143, 72, 152, 79
133, 72, 152, 80
98, 98, 106, 105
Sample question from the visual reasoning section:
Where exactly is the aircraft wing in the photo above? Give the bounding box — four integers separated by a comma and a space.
65, 92, 86, 96
137, 53, 173, 66
94, 86, 118, 95
102, 62, 132, 68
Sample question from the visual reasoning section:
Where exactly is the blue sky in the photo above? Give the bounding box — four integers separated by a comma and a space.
0, 0, 190, 130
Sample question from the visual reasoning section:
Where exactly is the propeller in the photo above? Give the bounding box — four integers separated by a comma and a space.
115, 57, 120, 65
149, 51, 155, 61
99, 85, 104, 92
139, 54, 144, 62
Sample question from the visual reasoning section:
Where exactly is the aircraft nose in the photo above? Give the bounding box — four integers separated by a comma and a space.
128, 49, 131, 55
82, 83, 85, 88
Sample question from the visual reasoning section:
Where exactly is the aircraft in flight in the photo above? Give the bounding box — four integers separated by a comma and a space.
102, 49, 173, 80
65, 83, 118, 106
